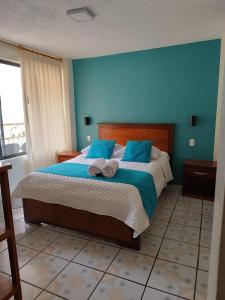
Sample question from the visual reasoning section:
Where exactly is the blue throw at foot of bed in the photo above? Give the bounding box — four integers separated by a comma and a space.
38, 163, 157, 219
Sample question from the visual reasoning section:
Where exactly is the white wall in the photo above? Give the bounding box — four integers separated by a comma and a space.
208, 37, 225, 299
214, 38, 225, 160
0, 40, 19, 62
63, 58, 77, 150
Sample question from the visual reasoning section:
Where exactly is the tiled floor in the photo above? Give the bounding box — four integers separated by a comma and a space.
0, 185, 213, 300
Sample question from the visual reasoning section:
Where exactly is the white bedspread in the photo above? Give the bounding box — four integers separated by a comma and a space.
12, 152, 173, 237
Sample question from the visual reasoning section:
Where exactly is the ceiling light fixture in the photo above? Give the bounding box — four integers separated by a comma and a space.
66, 7, 95, 22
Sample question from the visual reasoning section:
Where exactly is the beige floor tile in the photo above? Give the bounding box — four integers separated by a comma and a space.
198, 247, 210, 271
36, 291, 63, 300
47, 262, 103, 300
166, 184, 181, 192
107, 249, 154, 284
157, 198, 177, 210
89, 273, 144, 300
154, 208, 173, 222
11, 198, 22, 209
202, 201, 214, 216
12, 207, 24, 220
10, 281, 42, 300
73, 241, 119, 271
0, 244, 38, 274
44, 234, 88, 260
165, 223, 200, 245
64, 228, 94, 240
0, 202, 3, 216
167, 193, 180, 201
145, 219, 168, 237
18, 228, 61, 250
158, 238, 198, 267
201, 215, 213, 230
195, 270, 208, 300
20, 252, 68, 288
14, 220, 38, 241
171, 211, 201, 228
148, 259, 196, 299
200, 229, 212, 248
142, 287, 184, 300
40, 223, 67, 233
90, 235, 120, 247
175, 198, 202, 214
135, 234, 162, 256
1, 185, 203, 299
0, 239, 7, 252
178, 196, 202, 205
174, 205, 202, 215
17, 217, 25, 223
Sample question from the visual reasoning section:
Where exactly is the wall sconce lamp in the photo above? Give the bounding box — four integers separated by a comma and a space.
84, 116, 91, 126
190, 115, 197, 127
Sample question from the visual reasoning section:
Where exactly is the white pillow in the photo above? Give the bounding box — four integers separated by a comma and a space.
81, 145, 90, 154
81, 143, 123, 156
151, 146, 161, 160
112, 145, 161, 160
113, 146, 126, 158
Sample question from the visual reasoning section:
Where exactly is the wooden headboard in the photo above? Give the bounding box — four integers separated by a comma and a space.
98, 123, 174, 158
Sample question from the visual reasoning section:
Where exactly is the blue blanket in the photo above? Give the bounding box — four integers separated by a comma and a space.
38, 163, 157, 218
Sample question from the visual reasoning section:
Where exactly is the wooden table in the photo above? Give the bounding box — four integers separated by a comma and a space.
56, 151, 81, 163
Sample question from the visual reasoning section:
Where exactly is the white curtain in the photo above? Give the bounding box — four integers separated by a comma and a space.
20, 50, 72, 169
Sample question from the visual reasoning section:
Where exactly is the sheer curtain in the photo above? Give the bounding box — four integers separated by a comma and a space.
20, 50, 72, 169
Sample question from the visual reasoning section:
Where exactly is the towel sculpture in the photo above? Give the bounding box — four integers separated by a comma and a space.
88, 159, 119, 178
87, 158, 105, 176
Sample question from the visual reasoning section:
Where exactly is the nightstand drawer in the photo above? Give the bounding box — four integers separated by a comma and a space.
184, 165, 216, 179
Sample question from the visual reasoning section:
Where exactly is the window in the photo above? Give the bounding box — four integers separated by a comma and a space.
0, 59, 26, 159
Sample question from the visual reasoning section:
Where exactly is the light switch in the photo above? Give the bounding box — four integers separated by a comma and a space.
87, 135, 91, 143
189, 138, 195, 147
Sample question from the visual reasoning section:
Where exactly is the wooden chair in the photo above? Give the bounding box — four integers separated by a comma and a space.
0, 162, 22, 300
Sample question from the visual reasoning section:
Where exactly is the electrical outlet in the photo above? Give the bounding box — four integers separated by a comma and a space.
189, 138, 195, 147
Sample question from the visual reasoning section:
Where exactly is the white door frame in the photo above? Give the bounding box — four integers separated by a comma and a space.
208, 37, 225, 299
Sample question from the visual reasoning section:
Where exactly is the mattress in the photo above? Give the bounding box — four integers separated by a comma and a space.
12, 152, 173, 237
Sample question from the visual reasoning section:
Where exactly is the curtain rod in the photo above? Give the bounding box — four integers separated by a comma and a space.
0, 38, 63, 62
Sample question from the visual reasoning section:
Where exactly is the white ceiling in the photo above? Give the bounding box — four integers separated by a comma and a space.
0, 0, 225, 59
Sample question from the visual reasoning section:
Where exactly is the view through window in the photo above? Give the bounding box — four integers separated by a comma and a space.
0, 59, 26, 159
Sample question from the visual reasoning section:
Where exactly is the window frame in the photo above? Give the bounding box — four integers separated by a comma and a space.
0, 59, 26, 160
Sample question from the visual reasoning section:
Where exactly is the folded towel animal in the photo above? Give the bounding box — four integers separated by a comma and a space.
102, 160, 119, 178
88, 158, 105, 176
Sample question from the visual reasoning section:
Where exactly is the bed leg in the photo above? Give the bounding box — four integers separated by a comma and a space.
23, 214, 41, 225
117, 236, 141, 251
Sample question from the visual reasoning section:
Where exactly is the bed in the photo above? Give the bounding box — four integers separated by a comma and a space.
13, 123, 174, 250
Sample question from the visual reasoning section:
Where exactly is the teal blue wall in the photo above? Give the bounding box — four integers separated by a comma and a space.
73, 39, 221, 182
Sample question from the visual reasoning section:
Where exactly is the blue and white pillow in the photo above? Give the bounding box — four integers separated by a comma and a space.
122, 141, 152, 163
86, 139, 116, 159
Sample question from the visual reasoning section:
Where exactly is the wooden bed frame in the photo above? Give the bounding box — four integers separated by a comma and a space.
22, 123, 174, 250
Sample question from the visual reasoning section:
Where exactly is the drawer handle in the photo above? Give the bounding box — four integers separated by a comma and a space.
193, 171, 208, 176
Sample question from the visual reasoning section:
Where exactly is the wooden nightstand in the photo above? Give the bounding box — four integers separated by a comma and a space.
182, 160, 217, 201
56, 151, 81, 163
